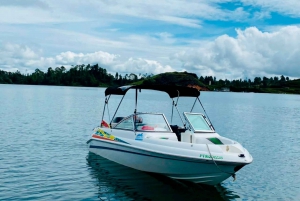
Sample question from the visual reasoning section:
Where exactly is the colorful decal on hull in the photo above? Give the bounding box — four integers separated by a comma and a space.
93, 129, 129, 144
135, 133, 143, 141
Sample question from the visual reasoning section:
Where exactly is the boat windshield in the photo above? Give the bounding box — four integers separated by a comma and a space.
135, 113, 171, 132
183, 113, 213, 132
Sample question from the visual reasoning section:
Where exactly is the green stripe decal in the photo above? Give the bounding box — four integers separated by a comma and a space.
207, 138, 223, 145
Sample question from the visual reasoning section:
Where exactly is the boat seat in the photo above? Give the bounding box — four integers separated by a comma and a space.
170, 125, 186, 141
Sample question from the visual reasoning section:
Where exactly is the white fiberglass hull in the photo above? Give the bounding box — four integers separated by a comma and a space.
88, 138, 247, 185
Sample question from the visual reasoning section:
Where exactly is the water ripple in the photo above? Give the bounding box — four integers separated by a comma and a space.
1, 85, 299, 200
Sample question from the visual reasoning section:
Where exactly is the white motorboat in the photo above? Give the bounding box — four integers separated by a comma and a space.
87, 85, 253, 185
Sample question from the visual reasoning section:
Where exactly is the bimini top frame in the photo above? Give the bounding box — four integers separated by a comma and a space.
105, 85, 200, 98
101, 85, 214, 131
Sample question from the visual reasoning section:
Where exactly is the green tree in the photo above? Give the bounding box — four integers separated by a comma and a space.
254, 77, 262, 85
262, 77, 269, 87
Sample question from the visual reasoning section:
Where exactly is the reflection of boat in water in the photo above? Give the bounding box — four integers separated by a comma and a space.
86, 152, 237, 201
87, 85, 253, 185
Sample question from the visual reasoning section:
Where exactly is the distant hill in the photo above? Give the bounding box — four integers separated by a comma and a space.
134, 72, 209, 91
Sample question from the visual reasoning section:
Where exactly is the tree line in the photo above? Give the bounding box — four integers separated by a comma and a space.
199, 75, 291, 89
0, 64, 152, 87
0, 64, 298, 93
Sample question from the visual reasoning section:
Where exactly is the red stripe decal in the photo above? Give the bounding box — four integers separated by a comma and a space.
92, 134, 115, 141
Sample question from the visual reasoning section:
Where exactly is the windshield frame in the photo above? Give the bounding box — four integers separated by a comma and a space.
183, 112, 215, 133
114, 112, 173, 132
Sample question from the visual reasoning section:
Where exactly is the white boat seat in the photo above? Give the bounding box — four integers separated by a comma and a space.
181, 130, 196, 143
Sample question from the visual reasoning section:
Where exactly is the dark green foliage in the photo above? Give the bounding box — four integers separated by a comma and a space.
0, 64, 130, 87
211, 76, 300, 94
141, 72, 205, 87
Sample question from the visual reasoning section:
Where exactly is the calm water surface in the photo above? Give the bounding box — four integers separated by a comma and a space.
0, 84, 299, 200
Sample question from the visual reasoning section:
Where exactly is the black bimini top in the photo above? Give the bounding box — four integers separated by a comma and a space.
105, 85, 200, 98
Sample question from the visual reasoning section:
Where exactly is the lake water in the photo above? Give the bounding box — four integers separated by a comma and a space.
0, 84, 299, 201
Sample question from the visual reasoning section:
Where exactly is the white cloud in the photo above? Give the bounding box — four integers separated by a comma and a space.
2, 26, 300, 79
0, 1, 299, 27
0, 43, 175, 75
241, 0, 300, 17
156, 16, 202, 28
0, 43, 42, 71
0, 7, 85, 24
54, 51, 119, 67
114, 58, 175, 74
0, 1, 250, 26
0, 24, 185, 72
77, 1, 236, 27
1, 1, 300, 79
3, 43, 40, 59
0, 0, 49, 9
252, 10, 271, 20
172, 26, 300, 79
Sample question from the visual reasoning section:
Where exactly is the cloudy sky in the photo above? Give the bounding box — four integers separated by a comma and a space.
1, 0, 300, 79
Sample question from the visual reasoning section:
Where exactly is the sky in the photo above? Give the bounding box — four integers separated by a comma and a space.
0, 0, 300, 80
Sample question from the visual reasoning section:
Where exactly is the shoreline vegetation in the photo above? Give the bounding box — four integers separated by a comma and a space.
1, 64, 299, 94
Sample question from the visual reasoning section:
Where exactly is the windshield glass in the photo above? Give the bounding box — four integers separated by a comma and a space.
184, 113, 213, 132
135, 113, 171, 132
114, 116, 133, 130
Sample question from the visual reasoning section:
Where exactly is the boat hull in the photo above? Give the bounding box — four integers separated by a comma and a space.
89, 139, 244, 185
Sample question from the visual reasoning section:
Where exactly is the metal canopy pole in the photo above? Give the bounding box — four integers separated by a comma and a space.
172, 90, 186, 128
190, 97, 198, 112
100, 95, 110, 127
134, 88, 138, 114
197, 97, 215, 130
110, 94, 125, 125
171, 98, 175, 124
174, 100, 186, 128
133, 88, 138, 133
